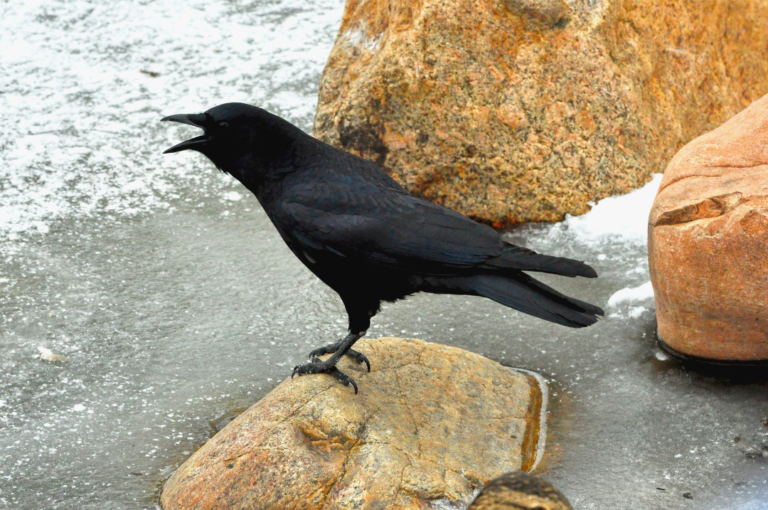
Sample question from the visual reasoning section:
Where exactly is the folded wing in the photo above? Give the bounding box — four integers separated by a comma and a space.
280, 176, 595, 279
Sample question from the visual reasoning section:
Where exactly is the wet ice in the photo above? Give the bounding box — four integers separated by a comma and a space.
1, 1, 767, 509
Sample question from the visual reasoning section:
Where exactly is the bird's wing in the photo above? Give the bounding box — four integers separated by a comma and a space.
279, 177, 503, 274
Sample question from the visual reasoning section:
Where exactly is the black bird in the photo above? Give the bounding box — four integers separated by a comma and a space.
162, 103, 603, 393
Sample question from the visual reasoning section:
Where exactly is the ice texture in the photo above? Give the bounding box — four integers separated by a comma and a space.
0, 0, 343, 239
1, 2, 767, 510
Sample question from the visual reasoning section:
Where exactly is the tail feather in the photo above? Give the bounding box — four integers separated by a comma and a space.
483, 243, 598, 278
469, 273, 604, 328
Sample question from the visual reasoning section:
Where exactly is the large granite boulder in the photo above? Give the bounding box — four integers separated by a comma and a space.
314, 0, 768, 226
160, 338, 544, 510
649, 94, 768, 362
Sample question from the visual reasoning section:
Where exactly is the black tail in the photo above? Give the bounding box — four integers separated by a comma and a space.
468, 272, 604, 328
482, 243, 598, 278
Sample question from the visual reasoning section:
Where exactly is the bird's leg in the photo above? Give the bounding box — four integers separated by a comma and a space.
308, 339, 371, 372
292, 332, 365, 393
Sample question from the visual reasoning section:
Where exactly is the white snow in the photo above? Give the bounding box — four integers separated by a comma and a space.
548, 173, 663, 247
72, 404, 86, 412
607, 281, 655, 307
521, 174, 661, 320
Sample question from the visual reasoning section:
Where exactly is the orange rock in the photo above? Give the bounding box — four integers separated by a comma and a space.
649, 94, 768, 362
314, 0, 768, 225
160, 338, 543, 510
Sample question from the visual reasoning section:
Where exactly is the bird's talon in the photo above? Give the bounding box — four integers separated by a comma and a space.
346, 350, 371, 372
328, 367, 358, 394
357, 354, 371, 372
308, 344, 335, 359
307, 343, 371, 371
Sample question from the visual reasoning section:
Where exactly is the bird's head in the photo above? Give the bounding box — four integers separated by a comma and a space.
162, 102, 306, 183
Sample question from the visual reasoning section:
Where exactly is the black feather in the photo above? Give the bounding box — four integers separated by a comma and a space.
163, 103, 604, 335
483, 242, 599, 278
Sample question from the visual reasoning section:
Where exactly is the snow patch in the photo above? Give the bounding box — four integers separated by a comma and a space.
549, 174, 663, 247
608, 281, 655, 307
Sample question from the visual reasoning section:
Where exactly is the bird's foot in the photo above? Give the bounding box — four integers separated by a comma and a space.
291, 361, 358, 394
309, 341, 371, 372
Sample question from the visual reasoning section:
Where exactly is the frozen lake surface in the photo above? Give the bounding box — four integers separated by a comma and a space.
1, 1, 767, 509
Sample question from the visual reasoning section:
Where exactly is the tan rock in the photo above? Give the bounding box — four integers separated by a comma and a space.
649, 94, 768, 362
314, 0, 768, 226
468, 471, 572, 510
160, 338, 543, 509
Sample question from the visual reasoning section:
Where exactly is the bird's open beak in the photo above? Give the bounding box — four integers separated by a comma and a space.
161, 113, 210, 154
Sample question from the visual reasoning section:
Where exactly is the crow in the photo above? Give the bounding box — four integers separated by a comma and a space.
162, 103, 603, 393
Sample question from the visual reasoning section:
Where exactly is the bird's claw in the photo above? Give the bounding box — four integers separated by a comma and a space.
308, 344, 335, 358
330, 367, 358, 394
347, 350, 371, 372
308, 344, 371, 372
291, 362, 358, 394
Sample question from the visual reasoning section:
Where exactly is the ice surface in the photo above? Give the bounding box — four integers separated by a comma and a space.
0, 0, 343, 239
1, 2, 767, 510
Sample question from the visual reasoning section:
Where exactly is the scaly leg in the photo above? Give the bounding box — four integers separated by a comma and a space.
308, 339, 371, 372
292, 332, 365, 393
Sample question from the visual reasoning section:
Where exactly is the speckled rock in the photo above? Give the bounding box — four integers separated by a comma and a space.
468, 471, 572, 510
649, 94, 768, 362
160, 338, 543, 510
314, 0, 768, 226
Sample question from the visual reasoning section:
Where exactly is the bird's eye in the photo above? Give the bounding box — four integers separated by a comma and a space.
219, 122, 229, 129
